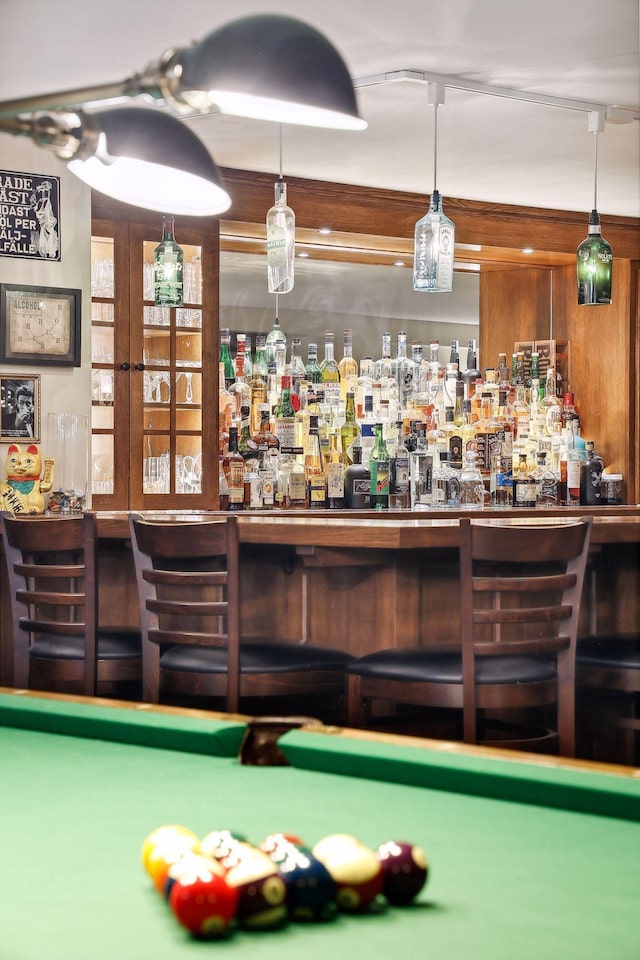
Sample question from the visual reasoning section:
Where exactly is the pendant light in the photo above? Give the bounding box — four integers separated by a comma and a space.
413, 83, 455, 293
577, 115, 613, 305
0, 107, 231, 216
266, 126, 295, 294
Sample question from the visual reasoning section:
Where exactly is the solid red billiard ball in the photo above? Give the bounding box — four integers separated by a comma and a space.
312, 834, 383, 912
169, 862, 238, 938
376, 840, 429, 905
164, 852, 226, 901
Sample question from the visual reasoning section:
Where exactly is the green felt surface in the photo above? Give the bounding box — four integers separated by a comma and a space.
1, 695, 639, 960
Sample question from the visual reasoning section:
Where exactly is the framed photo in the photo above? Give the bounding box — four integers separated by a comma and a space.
0, 283, 81, 366
0, 373, 41, 442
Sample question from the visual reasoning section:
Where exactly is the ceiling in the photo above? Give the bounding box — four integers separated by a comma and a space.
1, 0, 638, 219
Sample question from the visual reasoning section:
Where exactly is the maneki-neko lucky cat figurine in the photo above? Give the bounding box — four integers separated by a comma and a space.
0, 443, 54, 514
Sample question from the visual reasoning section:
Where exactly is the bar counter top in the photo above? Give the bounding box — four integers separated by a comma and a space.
95, 506, 640, 548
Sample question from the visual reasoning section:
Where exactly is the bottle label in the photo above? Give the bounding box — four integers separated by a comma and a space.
228, 461, 244, 503
275, 419, 296, 452
267, 225, 287, 267
391, 455, 410, 493
370, 459, 390, 497
288, 471, 307, 504
309, 478, 326, 503
327, 463, 345, 499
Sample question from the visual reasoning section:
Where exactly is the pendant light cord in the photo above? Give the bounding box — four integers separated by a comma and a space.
279, 124, 284, 181
433, 102, 438, 193
593, 131, 598, 210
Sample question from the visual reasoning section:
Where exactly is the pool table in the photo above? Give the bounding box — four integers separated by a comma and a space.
1, 689, 639, 960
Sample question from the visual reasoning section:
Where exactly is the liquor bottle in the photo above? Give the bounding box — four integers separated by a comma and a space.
218, 362, 234, 455
289, 337, 307, 400
577, 210, 613, 305
374, 332, 393, 381
219, 328, 235, 391
463, 339, 482, 400
459, 450, 485, 509
248, 356, 268, 437
239, 334, 254, 379
512, 453, 537, 508
369, 423, 390, 510
413, 189, 455, 292
229, 352, 251, 417
449, 339, 460, 371
154, 215, 183, 306
274, 375, 296, 453
223, 426, 244, 511
344, 442, 371, 509
394, 332, 416, 408
532, 451, 558, 507
431, 451, 459, 508
339, 329, 359, 401
390, 421, 411, 509
251, 405, 280, 454
256, 449, 277, 510
494, 458, 513, 507
305, 414, 327, 509
282, 453, 307, 509
324, 432, 345, 509
542, 367, 563, 436
356, 357, 375, 418
340, 391, 361, 464
266, 178, 295, 294
253, 334, 269, 379
320, 330, 341, 406
580, 440, 605, 505
410, 425, 433, 510
305, 342, 323, 384
237, 404, 258, 462
265, 315, 287, 366
218, 457, 229, 511
359, 393, 377, 465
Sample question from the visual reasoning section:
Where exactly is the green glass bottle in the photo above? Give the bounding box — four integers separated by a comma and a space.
577, 210, 613, 305
154, 215, 183, 307
219, 328, 235, 391
369, 422, 390, 510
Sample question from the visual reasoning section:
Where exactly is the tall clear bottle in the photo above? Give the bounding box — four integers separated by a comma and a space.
413, 190, 455, 292
266, 315, 287, 367
154, 215, 183, 306
339, 329, 359, 401
266, 178, 295, 294
305, 414, 327, 509
577, 210, 613, 305
324, 432, 345, 509
320, 330, 341, 406
340, 391, 361, 464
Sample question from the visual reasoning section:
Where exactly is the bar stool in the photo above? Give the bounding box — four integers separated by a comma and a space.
347, 517, 593, 757
1, 511, 141, 697
128, 513, 353, 719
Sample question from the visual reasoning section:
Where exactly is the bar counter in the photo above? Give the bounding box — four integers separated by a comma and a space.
2, 507, 639, 683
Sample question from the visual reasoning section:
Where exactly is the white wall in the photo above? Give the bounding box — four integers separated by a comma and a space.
0, 138, 91, 485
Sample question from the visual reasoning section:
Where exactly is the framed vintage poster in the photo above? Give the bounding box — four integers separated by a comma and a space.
0, 283, 81, 366
0, 373, 41, 442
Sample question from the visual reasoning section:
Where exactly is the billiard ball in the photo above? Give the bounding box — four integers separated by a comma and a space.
224, 846, 288, 929
312, 834, 384, 912
376, 840, 429, 905
168, 861, 238, 938
277, 847, 337, 922
143, 829, 201, 893
198, 829, 247, 865
164, 852, 226, 902
140, 824, 199, 874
